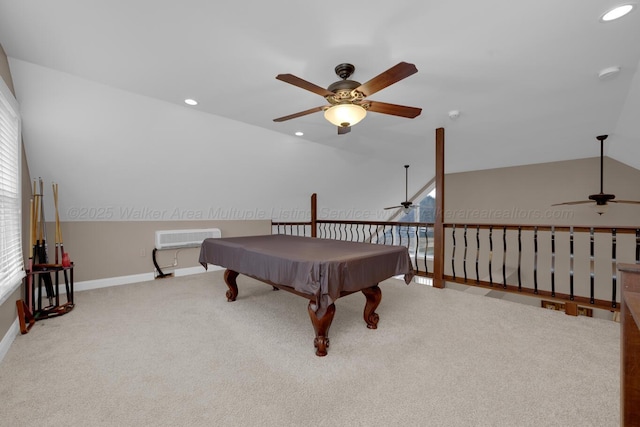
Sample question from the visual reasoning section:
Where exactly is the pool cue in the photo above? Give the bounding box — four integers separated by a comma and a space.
54, 183, 71, 268
32, 180, 42, 309
52, 183, 60, 264
27, 196, 35, 311
38, 177, 54, 305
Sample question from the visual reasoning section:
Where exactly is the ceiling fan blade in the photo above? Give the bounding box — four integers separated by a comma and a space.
366, 100, 422, 118
337, 125, 351, 135
551, 200, 592, 206
276, 74, 335, 97
355, 62, 418, 97
610, 200, 640, 204
273, 106, 326, 122
384, 206, 403, 210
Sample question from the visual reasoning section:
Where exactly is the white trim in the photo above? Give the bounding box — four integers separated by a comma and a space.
0, 318, 19, 364
173, 265, 222, 277
74, 265, 223, 292
74, 272, 155, 292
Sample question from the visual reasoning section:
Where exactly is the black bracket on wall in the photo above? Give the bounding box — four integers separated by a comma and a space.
152, 248, 174, 278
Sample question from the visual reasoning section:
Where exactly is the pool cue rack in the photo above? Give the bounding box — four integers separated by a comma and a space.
17, 180, 75, 335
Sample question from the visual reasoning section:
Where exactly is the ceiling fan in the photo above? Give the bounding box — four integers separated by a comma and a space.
552, 134, 640, 215
273, 62, 422, 134
385, 165, 417, 213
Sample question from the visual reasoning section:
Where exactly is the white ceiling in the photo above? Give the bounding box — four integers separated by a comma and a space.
1, 0, 640, 218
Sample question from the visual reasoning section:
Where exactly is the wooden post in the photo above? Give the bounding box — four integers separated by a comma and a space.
619, 263, 640, 426
311, 193, 317, 238
433, 128, 445, 289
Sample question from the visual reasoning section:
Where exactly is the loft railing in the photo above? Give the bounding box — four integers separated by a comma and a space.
272, 220, 434, 276
443, 224, 639, 312
272, 198, 640, 314
273, 219, 638, 311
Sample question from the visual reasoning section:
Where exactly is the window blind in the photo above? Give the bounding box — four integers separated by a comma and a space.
0, 77, 24, 305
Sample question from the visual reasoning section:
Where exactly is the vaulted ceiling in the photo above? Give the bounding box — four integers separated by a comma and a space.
1, 1, 639, 218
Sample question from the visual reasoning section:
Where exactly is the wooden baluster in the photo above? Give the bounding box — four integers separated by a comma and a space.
475, 225, 480, 284
569, 226, 574, 301
517, 226, 522, 291
451, 224, 456, 280
611, 228, 617, 308
590, 228, 595, 305
488, 225, 493, 286
463, 225, 468, 283
423, 225, 429, 275
636, 229, 640, 263
502, 226, 507, 289
413, 226, 420, 274
551, 226, 556, 297
533, 226, 538, 294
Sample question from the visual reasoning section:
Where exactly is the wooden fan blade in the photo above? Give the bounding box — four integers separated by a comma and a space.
273, 106, 325, 122
384, 206, 402, 210
610, 200, 640, 204
366, 100, 422, 118
276, 74, 335, 97
337, 126, 351, 135
551, 200, 592, 206
355, 62, 418, 97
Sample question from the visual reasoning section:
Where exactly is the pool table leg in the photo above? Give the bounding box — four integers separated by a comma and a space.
308, 302, 336, 357
223, 269, 239, 302
362, 285, 381, 329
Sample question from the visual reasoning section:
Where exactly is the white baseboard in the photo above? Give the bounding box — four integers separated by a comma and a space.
74, 265, 223, 292
75, 272, 155, 292
173, 265, 222, 277
0, 318, 19, 365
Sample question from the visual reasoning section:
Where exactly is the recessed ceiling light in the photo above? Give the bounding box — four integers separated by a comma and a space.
598, 66, 621, 79
184, 98, 198, 106
295, 131, 304, 136
600, 4, 635, 22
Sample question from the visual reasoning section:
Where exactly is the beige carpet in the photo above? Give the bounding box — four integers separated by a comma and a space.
0, 271, 620, 426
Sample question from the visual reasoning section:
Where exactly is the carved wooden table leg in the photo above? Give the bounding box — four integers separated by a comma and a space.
361, 285, 381, 329
223, 269, 239, 302
308, 302, 336, 357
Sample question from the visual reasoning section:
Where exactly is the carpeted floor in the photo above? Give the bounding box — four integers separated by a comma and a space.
0, 271, 620, 426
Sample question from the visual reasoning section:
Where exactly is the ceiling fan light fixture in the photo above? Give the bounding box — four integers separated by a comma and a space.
324, 104, 367, 128
593, 203, 610, 215
600, 4, 635, 22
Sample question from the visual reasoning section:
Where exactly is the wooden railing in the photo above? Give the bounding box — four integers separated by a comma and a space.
272, 220, 435, 277
273, 217, 640, 314
443, 224, 639, 312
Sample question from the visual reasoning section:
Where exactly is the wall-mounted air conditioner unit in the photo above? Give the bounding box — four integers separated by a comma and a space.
154, 228, 221, 250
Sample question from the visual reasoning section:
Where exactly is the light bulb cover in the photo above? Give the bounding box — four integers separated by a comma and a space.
594, 203, 609, 215
324, 104, 367, 127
